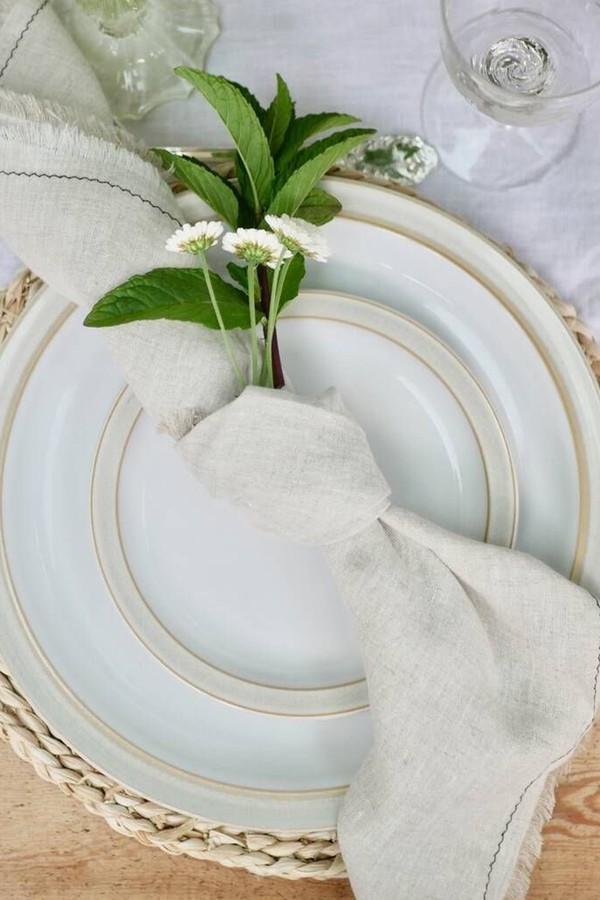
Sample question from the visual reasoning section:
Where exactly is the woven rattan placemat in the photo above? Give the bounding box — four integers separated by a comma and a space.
0, 190, 599, 880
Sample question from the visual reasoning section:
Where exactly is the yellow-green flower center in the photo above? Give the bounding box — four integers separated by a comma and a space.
239, 242, 276, 265
183, 236, 215, 254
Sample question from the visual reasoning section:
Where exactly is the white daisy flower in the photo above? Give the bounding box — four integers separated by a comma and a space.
264, 214, 331, 262
165, 220, 224, 255
221, 228, 291, 268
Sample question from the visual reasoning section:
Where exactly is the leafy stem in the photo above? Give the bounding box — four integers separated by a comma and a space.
257, 266, 285, 389
199, 252, 245, 391
262, 255, 294, 388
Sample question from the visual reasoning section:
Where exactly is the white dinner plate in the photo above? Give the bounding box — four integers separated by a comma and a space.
1, 178, 599, 833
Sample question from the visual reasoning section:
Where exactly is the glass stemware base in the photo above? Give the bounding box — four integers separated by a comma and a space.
54, 0, 220, 121
421, 58, 579, 189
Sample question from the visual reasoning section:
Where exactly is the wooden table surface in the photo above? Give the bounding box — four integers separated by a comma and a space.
2, 729, 600, 899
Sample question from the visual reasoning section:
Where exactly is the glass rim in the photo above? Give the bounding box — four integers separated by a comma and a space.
439, 0, 600, 104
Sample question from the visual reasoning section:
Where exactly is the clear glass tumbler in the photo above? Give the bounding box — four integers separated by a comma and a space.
421, 0, 600, 188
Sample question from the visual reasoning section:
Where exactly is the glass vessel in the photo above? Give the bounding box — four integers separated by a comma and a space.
53, 0, 220, 121
421, 0, 600, 188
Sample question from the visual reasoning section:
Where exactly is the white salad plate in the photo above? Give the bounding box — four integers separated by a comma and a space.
89, 290, 516, 718
0, 177, 599, 833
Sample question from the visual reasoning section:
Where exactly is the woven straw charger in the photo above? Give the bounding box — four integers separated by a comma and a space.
1, 174, 599, 882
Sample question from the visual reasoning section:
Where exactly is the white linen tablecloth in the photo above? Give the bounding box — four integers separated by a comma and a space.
2, 0, 599, 336
2, 6, 600, 899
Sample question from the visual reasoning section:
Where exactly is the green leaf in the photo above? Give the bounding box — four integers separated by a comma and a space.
264, 74, 294, 156
153, 149, 240, 227
268, 128, 375, 216
175, 69, 274, 214
227, 261, 249, 291
277, 112, 361, 166
292, 127, 375, 173
234, 152, 258, 222
276, 255, 306, 311
296, 187, 342, 225
84, 268, 252, 330
226, 80, 266, 122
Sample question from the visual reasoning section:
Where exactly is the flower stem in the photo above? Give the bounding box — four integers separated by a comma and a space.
261, 263, 281, 388
263, 256, 292, 388
246, 263, 260, 385
199, 253, 245, 391
257, 265, 285, 389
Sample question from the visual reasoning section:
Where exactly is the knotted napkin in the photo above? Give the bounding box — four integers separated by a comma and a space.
1, 4, 599, 898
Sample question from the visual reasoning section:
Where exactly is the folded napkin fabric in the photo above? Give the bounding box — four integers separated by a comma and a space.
1, 4, 599, 899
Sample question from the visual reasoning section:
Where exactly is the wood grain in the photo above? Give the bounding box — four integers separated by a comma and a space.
2, 728, 600, 899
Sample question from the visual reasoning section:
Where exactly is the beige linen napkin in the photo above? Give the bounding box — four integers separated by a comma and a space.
1, 4, 599, 898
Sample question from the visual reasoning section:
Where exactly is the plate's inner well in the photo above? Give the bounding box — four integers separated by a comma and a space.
91, 291, 516, 716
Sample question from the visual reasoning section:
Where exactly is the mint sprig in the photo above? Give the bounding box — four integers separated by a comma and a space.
175, 69, 274, 215
85, 71, 375, 390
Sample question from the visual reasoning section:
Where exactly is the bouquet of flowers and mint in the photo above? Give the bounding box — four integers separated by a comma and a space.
84, 70, 374, 390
